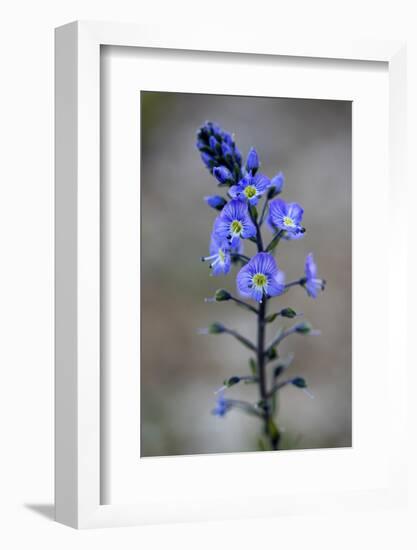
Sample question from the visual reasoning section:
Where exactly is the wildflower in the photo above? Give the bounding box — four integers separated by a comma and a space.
236, 252, 285, 303
268, 198, 305, 237
213, 199, 256, 247
303, 253, 326, 298
212, 391, 231, 417
204, 195, 227, 211
229, 173, 270, 206
246, 147, 259, 174
201, 233, 232, 276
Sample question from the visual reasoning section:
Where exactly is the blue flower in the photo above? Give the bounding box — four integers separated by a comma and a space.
214, 199, 256, 247
212, 391, 230, 417
304, 253, 326, 298
201, 232, 231, 276
268, 198, 305, 238
229, 173, 270, 206
236, 252, 285, 303
268, 171, 285, 197
204, 195, 227, 211
246, 147, 259, 174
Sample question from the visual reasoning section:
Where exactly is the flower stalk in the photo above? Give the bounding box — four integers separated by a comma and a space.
197, 121, 326, 451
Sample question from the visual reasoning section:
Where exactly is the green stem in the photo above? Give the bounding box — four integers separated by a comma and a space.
230, 296, 259, 315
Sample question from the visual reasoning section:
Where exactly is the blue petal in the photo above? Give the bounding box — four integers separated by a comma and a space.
305, 253, 317, 279
236, 265, 253, 298
221, 199, 248, 223
287, 202, 304, 224
228, 185, 241, 199
240, 216, 257, 239
253, 173, 270, 193
267, 270, 286, 297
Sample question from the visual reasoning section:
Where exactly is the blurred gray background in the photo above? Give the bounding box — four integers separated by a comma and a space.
140, 92, 351, 457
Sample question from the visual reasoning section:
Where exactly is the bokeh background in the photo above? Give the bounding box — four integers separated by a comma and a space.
140, 92, 351, 457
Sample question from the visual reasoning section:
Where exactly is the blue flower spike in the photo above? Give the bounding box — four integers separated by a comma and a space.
195, 121, 325, 451
196, 121, 243, 183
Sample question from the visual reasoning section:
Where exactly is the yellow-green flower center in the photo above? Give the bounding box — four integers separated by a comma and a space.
283, 216, 295, 227
218, 249, 225, 262
244, 185, 257, 199
231, 220, 243, 235
252, 273, 267, 288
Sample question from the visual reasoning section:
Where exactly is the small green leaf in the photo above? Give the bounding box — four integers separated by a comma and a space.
266, 308, 299, 322
265, 312, 279, 323
267, 347, 278, 361
249, 358, 257, 375
267, 418, 280, 443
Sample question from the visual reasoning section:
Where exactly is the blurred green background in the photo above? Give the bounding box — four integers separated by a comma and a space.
140, 91, 351, 457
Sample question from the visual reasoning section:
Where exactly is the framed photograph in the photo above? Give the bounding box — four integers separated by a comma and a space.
55, 21, 407, 528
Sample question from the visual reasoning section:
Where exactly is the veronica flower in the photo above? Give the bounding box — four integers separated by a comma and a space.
201, 232, 232, 276
304, 253, 326, 298
212, 391, 231, 417
237, 252, 285, 303
268, 198, 305, 238
213, 199, 256, 247
229, 173, 270, 206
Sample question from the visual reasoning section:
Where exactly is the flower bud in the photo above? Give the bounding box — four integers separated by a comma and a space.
204, 195, 227, 211
208, 322, 226, 334
213, 166, 233, 185
280, 307, 297, 318
291, 377, 307, 388
201, 152, 215, 170
246, 147, 259, 174
224, 376, 240, 387
209, 135, 218, 150
294, 322, 312, 334
214, 289, 231, 302
268, 171, 285, 197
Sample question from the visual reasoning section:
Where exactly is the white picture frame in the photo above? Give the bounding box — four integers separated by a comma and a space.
55, 21, 407, 529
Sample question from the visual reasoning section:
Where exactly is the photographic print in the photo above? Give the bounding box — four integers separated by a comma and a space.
140, 92, 351, 457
